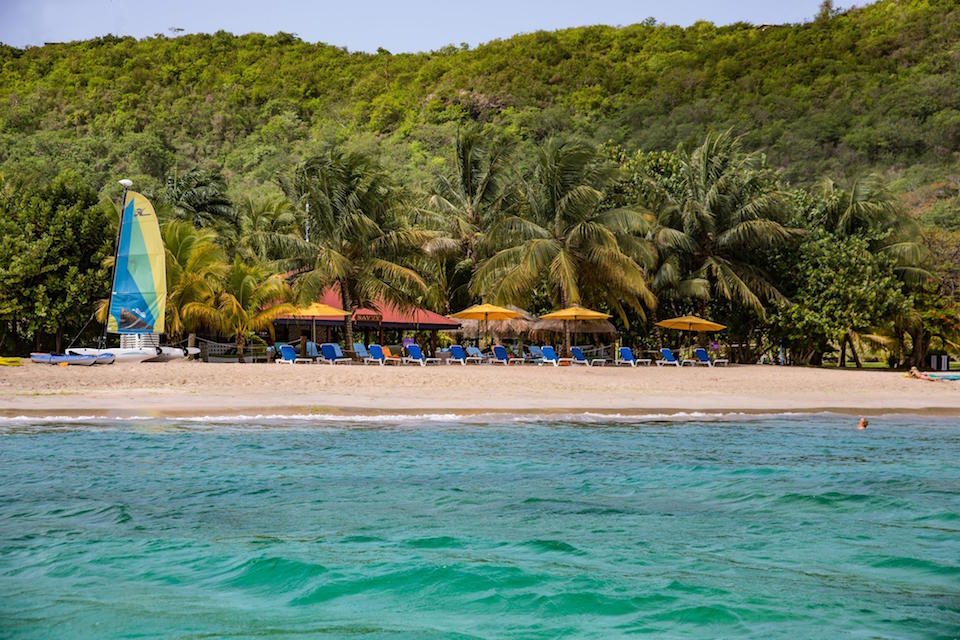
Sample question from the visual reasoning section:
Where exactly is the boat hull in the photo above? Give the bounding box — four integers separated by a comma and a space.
146, 346, 199, 362
68, 348, 158, 364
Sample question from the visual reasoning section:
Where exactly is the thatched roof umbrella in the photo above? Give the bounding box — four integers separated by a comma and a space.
487, 305, 539, 337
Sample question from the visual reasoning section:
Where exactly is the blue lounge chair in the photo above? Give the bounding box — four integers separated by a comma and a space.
617, 346, 651, 367
466, 346, 489, 363
333, 343, 353, 361
404, 344, 440, 366
448, 345, 483, 365
526, 345, 544, 364
306, 341, 320, 360
492, 344, 520, 365
277, 344, 309, 364
571, 346, 607, 366
319, 343, 351, 365
539, 346, 571, 367
656, 347, 683, 367
366, 344, 401, 366
353, 343, 371, 360
694, 347, 728, 367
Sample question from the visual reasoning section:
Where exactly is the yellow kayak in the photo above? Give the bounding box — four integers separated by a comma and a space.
0, 357, 22, 366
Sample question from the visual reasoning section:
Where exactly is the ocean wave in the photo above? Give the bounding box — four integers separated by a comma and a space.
0, 410, 841, 431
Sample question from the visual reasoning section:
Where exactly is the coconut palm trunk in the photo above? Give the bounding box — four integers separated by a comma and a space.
340, 283, 354, 348
237, 332, 246, 364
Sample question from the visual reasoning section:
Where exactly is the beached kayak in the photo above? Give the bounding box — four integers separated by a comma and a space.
29, 353, 112, 366
67, 347, 157, 364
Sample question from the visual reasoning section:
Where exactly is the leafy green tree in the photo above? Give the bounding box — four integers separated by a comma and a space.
0, 172, 113, 354
771, 234, 908, 367
280, 149, 429, 347
473, 138, 655, 353
182, 259, 293, 362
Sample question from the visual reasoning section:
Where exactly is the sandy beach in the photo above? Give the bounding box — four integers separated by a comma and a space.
1, 360, 958, 417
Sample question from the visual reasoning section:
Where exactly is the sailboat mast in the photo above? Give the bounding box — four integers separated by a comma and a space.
100, 179, 131, 348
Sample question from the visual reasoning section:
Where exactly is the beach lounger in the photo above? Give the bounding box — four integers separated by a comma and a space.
656, 348, 683, 367
694, 347, 728, 367
448, 345, 484, 365
539, 346, 572, 367
353, 343, 371, 361
365, 344, 401, 366
319, 343, 351, 365
466, 346, 490, 364
333, 343, 354, 363
525, 345, 544, 364
277, 344, 310, 364
571, 346, 606, 366
404, 344, 441, 366
617, 346, 651, 367
492, 344, 522, 365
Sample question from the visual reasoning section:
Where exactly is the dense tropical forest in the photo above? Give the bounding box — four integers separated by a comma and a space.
0, 0, 958, 365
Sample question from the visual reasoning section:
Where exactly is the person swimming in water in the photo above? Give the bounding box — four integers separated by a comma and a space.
857, 417, 868, 430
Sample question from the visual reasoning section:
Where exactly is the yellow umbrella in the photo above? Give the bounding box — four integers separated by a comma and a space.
540, 305, 611, 356
290, 302, 351, 317
290, 302, 352, 344
450, 303, 522, 345
540, 305, 611, 321
450, 303, 523, 321
655, 315, 726, 332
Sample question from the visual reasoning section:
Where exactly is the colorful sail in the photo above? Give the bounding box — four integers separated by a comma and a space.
106, 192, 166, 334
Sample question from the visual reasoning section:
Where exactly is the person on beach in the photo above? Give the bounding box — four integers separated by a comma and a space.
857, 417, 868, 430
908, 367, 939, 381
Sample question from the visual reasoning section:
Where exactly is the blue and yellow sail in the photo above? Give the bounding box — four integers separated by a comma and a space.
106, 192, 166, 334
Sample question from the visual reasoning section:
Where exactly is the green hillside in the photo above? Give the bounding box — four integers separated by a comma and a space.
1, 0, 959, 198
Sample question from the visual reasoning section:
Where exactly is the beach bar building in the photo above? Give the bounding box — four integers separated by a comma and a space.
273, 286, 459, 355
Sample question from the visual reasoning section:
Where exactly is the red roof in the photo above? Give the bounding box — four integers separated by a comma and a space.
277, 285, 459, 330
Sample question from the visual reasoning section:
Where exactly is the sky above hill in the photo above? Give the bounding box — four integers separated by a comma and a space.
1, 0, 859, 51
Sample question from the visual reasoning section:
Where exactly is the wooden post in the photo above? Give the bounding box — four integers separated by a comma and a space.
430, 330, 438, 356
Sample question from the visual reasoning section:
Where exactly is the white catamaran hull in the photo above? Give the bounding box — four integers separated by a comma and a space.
147, 346, 200, 362
68, 348, 158, 364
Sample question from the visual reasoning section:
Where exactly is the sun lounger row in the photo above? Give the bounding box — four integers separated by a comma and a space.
277, 342, 728, 367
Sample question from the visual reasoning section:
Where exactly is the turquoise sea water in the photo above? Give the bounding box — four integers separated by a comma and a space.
1, 414, 958, 639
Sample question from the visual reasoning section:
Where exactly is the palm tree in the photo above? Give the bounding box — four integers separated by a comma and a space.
164, 168, 236, 232
473, 138, 655, 354
234, 195, 299, 263
279, 149, 429, 347
644, 131, 797, 318
818, 175, 928, 284
422, 125, 516, 311
182, 259, 293, 362
162, 220, 226, 342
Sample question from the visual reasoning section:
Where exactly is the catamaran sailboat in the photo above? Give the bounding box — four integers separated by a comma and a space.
68, 180, 169, 364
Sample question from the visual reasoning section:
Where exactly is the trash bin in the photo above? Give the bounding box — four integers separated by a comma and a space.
929, 353, 949, 371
